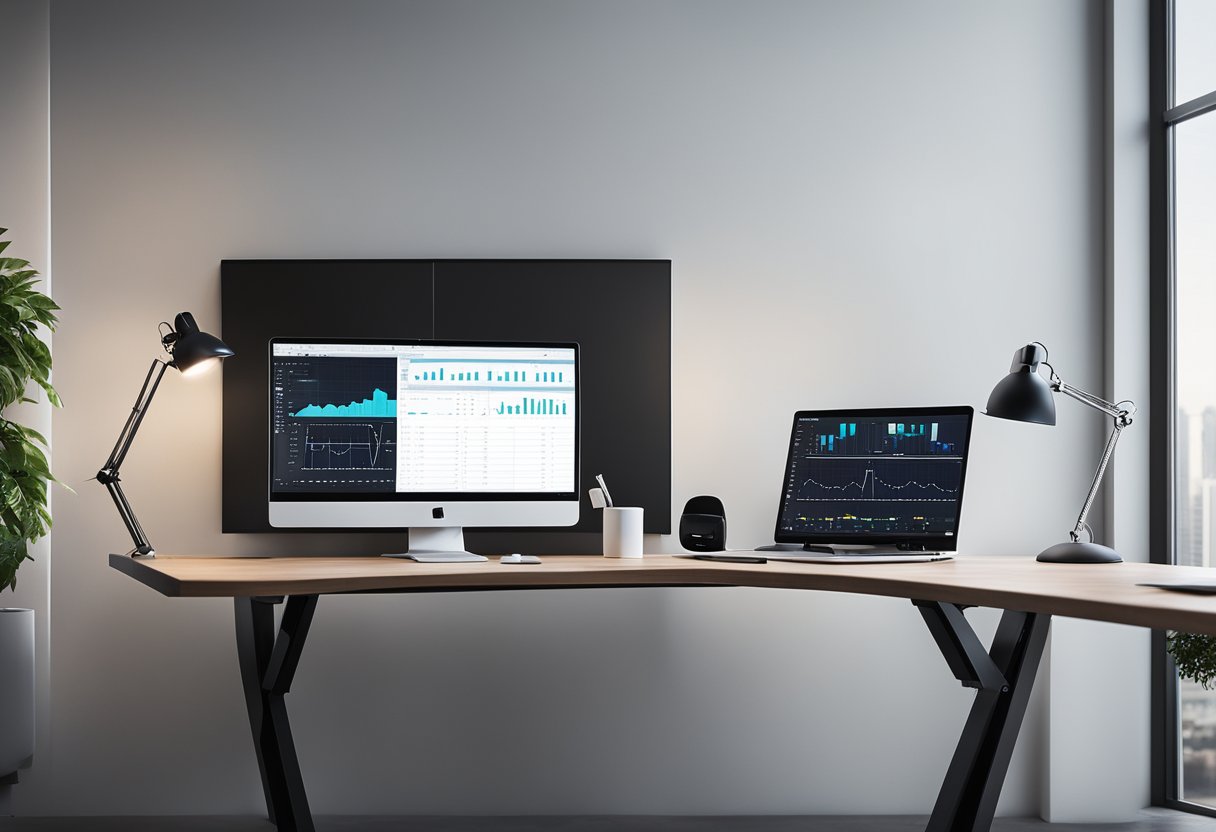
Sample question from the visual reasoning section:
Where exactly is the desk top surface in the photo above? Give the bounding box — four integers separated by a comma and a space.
110, 553, 1216, 635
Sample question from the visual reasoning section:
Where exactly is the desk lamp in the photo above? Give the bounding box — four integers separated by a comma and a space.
985, 342, 1135, 563
97, 312, 233, 558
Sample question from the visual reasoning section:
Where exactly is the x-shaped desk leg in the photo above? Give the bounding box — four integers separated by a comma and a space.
914, 600, 1051, 832
235, 595, 318, 832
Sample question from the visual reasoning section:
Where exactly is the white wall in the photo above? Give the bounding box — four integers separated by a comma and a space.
15, 0, 1127, 817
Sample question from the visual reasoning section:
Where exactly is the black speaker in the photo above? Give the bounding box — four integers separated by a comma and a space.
679, 495, 727, 551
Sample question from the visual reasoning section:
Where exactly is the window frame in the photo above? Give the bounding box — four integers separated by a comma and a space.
1152, 0, 1216, 816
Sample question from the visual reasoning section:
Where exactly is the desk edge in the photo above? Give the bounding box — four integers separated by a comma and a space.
109, 553, 184, 597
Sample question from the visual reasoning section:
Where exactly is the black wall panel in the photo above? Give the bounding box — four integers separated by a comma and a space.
221, 259, 670, 546
434, 260, 671, 535
222, 260, 435, 533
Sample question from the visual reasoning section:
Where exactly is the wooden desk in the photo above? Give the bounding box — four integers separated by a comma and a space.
112, 554, 1216, 832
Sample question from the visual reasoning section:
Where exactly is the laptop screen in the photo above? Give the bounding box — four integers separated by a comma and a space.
772, 406, 975, 551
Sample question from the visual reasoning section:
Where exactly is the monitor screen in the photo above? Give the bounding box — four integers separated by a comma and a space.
772, 406, 974, 550
269, 339, 578, 503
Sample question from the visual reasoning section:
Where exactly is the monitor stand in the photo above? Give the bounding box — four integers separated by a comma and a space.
383, 527, 488, 563
756, 542, 939, 556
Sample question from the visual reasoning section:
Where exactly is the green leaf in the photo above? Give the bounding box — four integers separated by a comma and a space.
0, 536, 30, 593
0, 330, 31, 371
0, 366, 22, 409
36, 377, 61, 408
16, 425, 47, 447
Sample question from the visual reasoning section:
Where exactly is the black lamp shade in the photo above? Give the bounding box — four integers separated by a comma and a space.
169, 311, 234, 373
985, 343, 1056, 426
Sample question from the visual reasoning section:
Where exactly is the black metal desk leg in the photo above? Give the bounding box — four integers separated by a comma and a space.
913, 601, 1051, 832
235, 595, 318, 832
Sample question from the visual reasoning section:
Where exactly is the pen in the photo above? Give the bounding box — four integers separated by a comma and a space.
595, 473, 614, 507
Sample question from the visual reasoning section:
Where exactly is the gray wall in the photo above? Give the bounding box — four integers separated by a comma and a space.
13, 0, 1129, 817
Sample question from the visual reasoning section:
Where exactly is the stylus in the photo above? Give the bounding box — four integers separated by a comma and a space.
595, 473, 614, 507
691, 554, 768, 564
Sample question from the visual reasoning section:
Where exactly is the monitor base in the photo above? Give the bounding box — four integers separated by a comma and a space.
382, 526, 488, 563
385, 552, 489, 563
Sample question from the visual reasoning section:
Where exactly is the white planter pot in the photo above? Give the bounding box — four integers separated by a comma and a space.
0, 608, 34, 776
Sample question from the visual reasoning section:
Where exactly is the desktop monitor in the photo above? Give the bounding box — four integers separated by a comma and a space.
771, 406, 974, 553
269, 338, 579, 560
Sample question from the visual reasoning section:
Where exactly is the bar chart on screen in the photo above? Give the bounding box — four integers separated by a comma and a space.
407, 357, 574, 387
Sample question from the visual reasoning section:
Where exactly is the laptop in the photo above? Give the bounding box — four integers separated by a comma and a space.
756, 406, 975, 563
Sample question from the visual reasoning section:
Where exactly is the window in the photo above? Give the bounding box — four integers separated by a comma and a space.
1166, 0, 1216, 813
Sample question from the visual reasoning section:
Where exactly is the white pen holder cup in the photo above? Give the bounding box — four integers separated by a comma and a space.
603, 507, 644, 558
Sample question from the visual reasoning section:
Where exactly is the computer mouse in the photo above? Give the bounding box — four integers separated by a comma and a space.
500, 554, 542, 564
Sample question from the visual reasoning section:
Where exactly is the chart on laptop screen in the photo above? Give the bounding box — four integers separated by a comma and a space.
777, 413, 970, 536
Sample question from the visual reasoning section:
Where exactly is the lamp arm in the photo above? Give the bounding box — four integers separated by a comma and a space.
1047, 375, 1136, 543
104, 479, 153, 557
100, 358, 170, 477
1070, 419, 1125, 543
97, 358, 170, 558
1053, 379, 1135, 425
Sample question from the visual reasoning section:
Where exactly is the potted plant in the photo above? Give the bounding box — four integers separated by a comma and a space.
0, 227, 61, 783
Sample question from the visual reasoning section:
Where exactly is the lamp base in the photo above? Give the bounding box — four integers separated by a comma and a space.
1036, 541, 1122, 563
